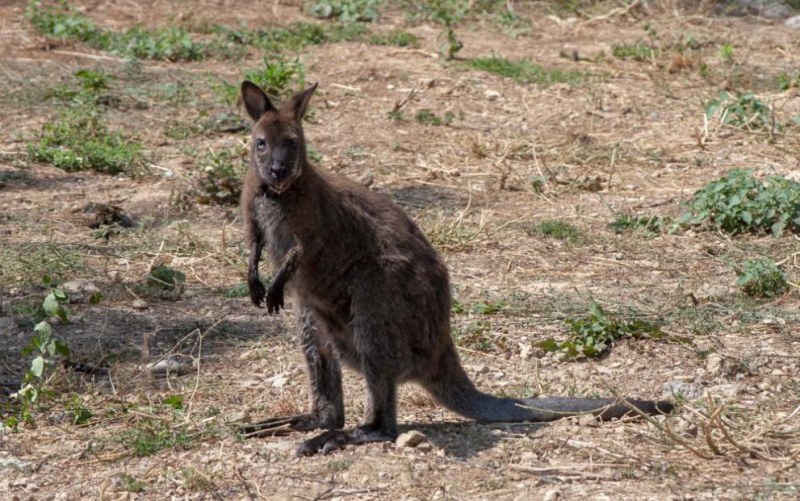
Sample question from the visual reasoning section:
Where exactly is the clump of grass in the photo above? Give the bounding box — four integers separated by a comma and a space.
705, 91, 772, 131
453, 319, 498, 352
27, 1, 207, 61
218, 56, 305, 104
540, 302, 666, 358
468, 56, 587, 86
27, 105, 145, 175
306, 0, 382, 23
193, 148, 247, 205
776, 72, 800, 91
737, 258, 788, 298
677, 169, 800, 237
118, 419, 193, 457
612, 40, 656, 61
211, 22, 327, 53
610, 214, 672, 236
368, 29, 419, 47
527, 220, 581, 243
414, 109, 458, 126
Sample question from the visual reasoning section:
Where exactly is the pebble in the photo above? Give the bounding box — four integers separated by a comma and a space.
132, 299, 148, 310
484, 90, 501, 101
543, 489, 561, 501
706, 353, 724, 377
395, 430, 427, 448
662, 381, 703, 400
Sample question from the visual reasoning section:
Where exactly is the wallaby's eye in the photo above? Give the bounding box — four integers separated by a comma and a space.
256, 138, 267, 151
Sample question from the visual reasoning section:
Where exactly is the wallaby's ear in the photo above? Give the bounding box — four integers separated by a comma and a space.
241, 81, 276, 121
286, 83, 318, 120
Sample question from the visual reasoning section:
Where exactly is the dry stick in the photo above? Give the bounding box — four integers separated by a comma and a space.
712, 413, 767, 460
664, 421, 714, 460
183, 317, 225, 421
702, 402, 725, 456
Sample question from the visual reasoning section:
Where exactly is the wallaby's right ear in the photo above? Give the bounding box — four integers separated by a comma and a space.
241, 81, 276, 121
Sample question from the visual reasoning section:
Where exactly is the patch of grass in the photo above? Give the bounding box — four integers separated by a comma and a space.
610, 214, 672, 236
193, 147, 247, 205
1, 245, 87, 289
776, 72, 800, 91
705, 91, 772, 131
368, 29, 419, 47
414, 109, 458, 126
328, 458, 354, 472
527, 220, 581, 243
118, 419, 193, 457
212, 22, 327, 53
179, 466, 217, 492
677, 169, 800, 237
27, 1, 207, 61
453, 319, 499, 352
218, 56, 306, 104
718, 43, 735, 65
540, 302, 666, 358
470, 299, 507, 315
147, 265, 186, 292
612, 40, 656, 61
27, 105, 145, 174
737, 258, 787, 298
468, 56, 587, 86
306, 0, 382, 23
118, 473, 145, 493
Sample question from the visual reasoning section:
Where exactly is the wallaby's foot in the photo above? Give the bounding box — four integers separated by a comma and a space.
248, 276, 266, 307
240, 413, 331, 438
266, 282, 285, 315
296, 426, 397, 456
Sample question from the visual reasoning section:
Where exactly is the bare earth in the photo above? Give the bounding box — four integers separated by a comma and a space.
1, 0, 799, 499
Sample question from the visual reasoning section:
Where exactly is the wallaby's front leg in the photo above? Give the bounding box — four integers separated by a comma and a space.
247, 238, 266, 307
241, 307, 344, 438
266, 244, 301, 315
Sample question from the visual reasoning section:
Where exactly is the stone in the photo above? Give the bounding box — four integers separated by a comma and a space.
662, 381, 703, 400
543, 489, 561, 501
706, 353, 724, 377
395, 430, 427, 448
484, 89, 501, 101
61, 279, 101, 302
132, 299, 148, 310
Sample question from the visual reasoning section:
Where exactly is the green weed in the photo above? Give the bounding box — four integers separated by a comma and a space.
610, 214, 672, 236
527, 220, 581, 243
718, 43, 735, 65
737, 258, 788, 298
453, 319, 497, 352
429, 0, 466, 59
147, 265, 186, 292
677, 169, 800, 237
118, 419, 193, 457
307, 0, 382, 23
118, 473, 146, 493
219, 56, 305, 104
776, 72, 800, 91
193, 148, 247, 205
368, 29, 419, 47
414, 109, 458, 126
540, 302, 665, 358
612, 41, 656, 61
468, 56, 587, 86
470, 299, 507, 315
705, 91, 772, 131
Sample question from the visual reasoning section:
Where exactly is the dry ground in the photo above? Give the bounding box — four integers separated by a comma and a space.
1, 0, 799, 499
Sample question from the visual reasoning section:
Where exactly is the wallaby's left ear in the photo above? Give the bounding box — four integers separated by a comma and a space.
286, 83, 318, 120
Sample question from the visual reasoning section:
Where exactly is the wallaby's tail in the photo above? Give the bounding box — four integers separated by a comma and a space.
422, 348, 674, 423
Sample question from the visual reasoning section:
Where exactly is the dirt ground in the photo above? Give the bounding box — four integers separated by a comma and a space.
1, 0, 799, 499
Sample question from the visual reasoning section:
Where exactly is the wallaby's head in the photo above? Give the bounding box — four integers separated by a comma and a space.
241, 81, 317, 194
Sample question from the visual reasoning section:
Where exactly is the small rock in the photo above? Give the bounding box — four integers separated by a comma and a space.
416, 442, 433, 452
553, 352, 568, 363
519, 342, 532, 360
146, 357, 189, 375
709, 384, 741, 398
662, 381, 703, 400
266, 373, 289, 388
61, 279, 101, 303
484, 89, 501, 101
395, 430, 427, 448
543, 488, 561, 501
132, 299, 148, 310
227, 411, 248, 423
706, 353, 724, 377
476, 365, 490, 374
578, 413, 599, 427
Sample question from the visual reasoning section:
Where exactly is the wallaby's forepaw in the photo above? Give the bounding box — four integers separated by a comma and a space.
266, 283, 285, 315
248, 276, 266, 307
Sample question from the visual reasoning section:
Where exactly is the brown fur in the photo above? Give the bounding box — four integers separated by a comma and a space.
239, 82, 674, 456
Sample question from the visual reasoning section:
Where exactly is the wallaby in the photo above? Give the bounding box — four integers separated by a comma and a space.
239, 81, 674, 456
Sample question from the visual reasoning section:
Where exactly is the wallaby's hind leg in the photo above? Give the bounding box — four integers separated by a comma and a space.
241, 307, 344, 437
297, 320, 398, 456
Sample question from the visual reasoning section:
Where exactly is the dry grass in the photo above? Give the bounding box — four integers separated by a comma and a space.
1, 0, 799, 499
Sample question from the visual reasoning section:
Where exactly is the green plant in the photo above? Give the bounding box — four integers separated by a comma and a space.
193, 148, 247, 205
776, 72, 800, 91
414, 109, 457, 126
612, 41, 656, 61
737, 258, 787, 298
677, 169, 800, 237
705, 91, 772, 131
306, 0, 382, 23
147, 265, 186, 291
468, 56, 587, 86
539, 302, 665, 358
118, 473, 146, 493
119, 418, 193, 456
470, 299, 507, 315
5, 277, 71, 429
27, 105, 145, 174
368, 29, 419, 47
718, 43, 734, 65
27, 1, 208, 61
74, 68, 110, 92
453, 319, 496, 352
527, 220, 581, 243
428, 0, 467, 59
610, 214, 672, 236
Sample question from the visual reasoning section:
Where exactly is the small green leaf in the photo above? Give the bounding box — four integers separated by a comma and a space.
89, 291, 103, 304
30, 356, 45, 378
163, 395, 184, 410
34, 321, 52, 338
43, 293, 59, 316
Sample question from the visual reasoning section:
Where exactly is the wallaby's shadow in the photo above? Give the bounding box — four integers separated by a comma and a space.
398, 421, 547, 459
387, 184, 467, 213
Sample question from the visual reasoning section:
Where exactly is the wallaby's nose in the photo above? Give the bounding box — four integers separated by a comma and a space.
269, 163, 287, 179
